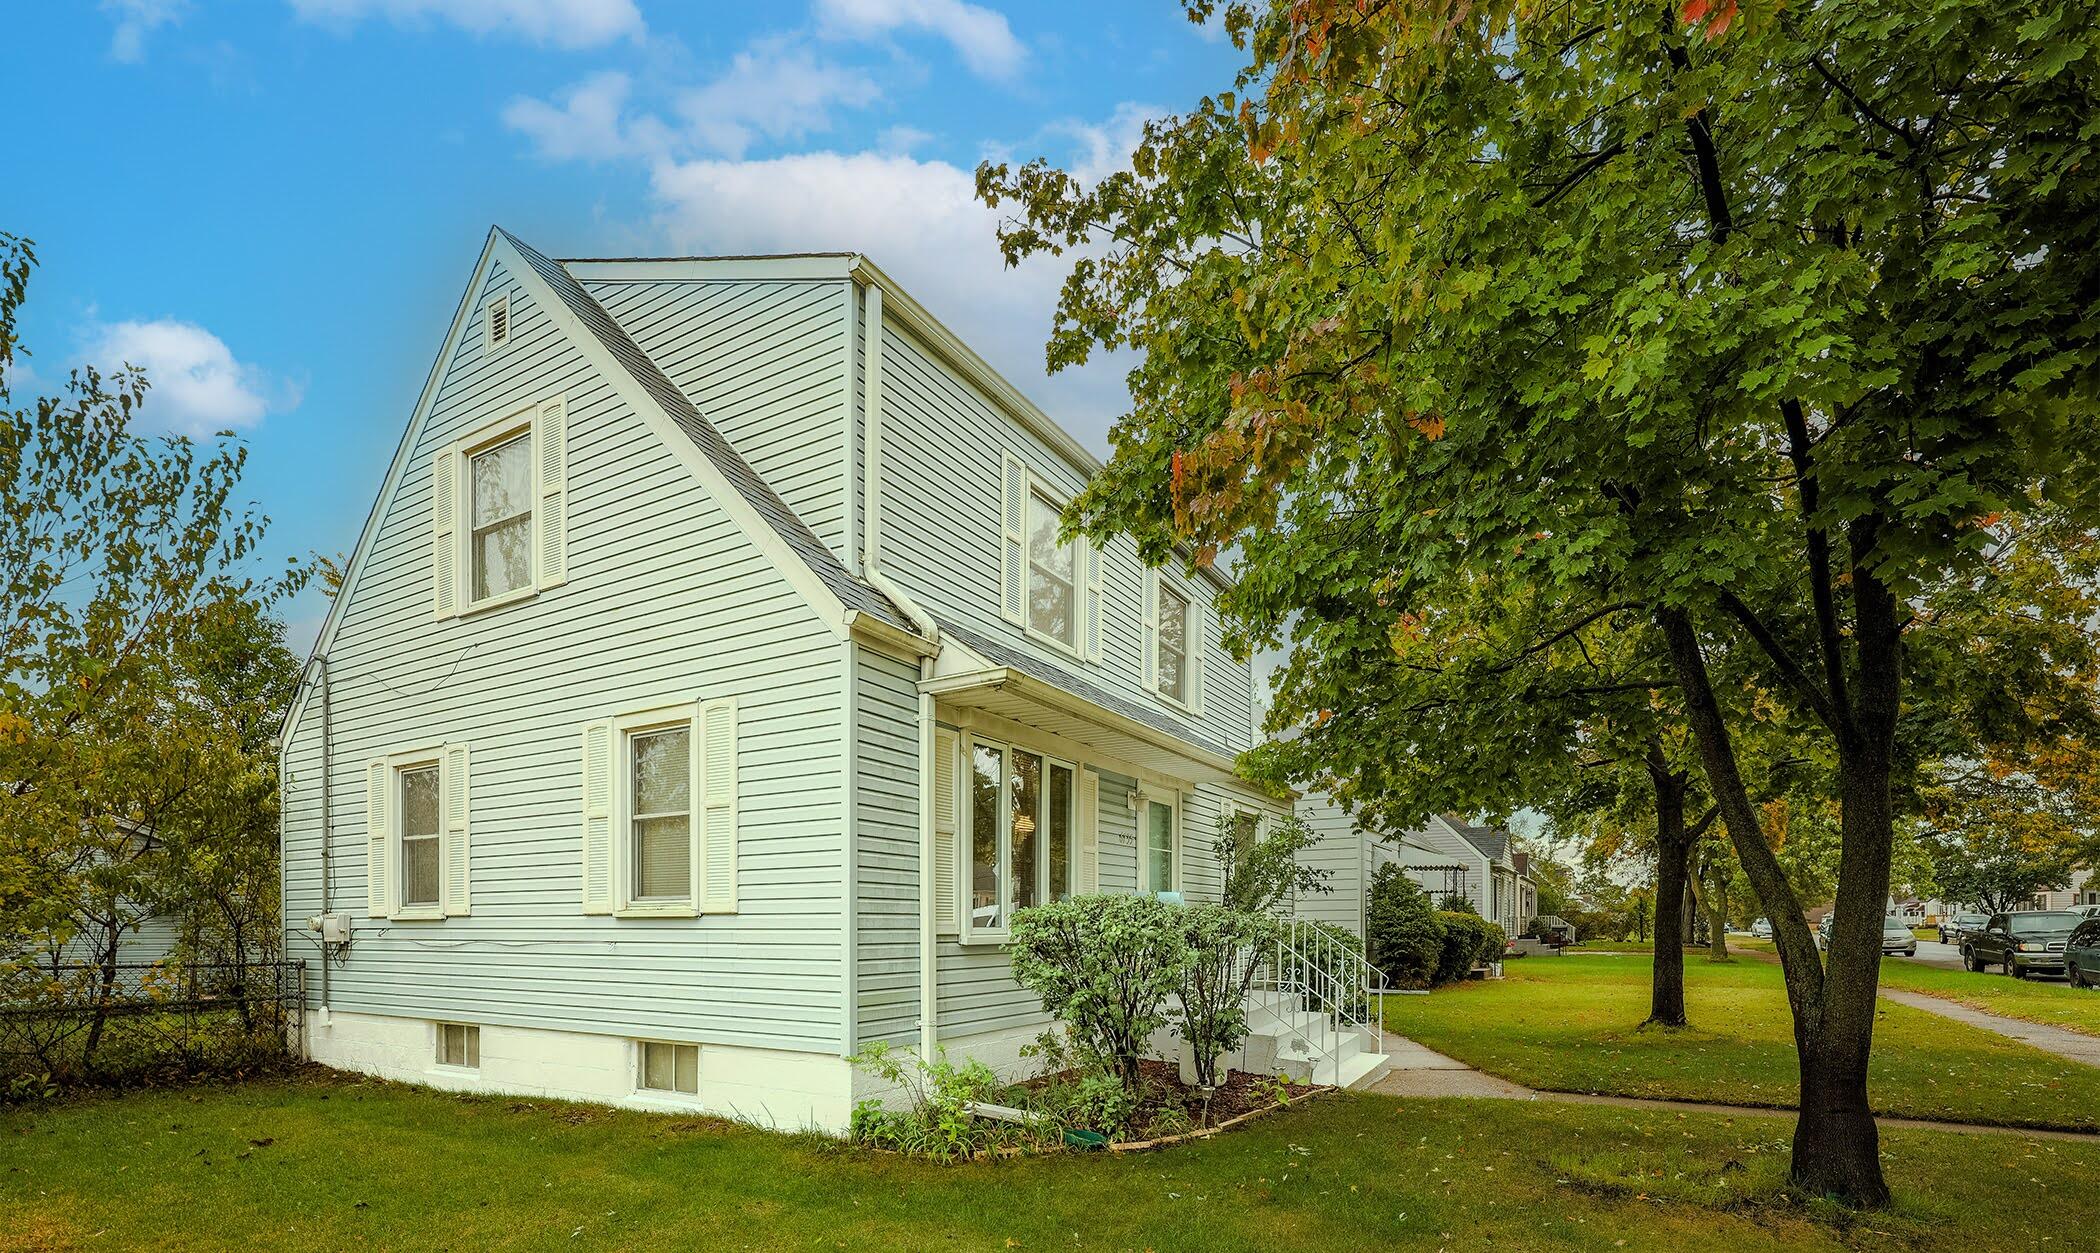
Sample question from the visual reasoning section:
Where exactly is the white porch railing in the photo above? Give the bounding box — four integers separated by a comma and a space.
1247, 919, 1390, 1083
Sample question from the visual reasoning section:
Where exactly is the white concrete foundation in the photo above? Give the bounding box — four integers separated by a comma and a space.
306, 1010, 856, 1132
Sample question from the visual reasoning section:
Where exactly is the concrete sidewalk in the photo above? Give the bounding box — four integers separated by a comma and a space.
1880, 988, 2100, 1067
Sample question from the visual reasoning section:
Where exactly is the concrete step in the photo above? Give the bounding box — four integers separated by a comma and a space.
1327, 1047, 1390, 1090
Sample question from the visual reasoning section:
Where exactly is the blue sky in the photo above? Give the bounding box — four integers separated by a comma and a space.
2, 1, 1240, 645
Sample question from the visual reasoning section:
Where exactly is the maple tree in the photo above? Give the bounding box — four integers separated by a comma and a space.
980, 0, 2100, 1205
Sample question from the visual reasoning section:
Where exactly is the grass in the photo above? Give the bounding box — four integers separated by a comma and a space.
5, 1070, 2100, 1251
1384, 953, 2100, 1131
1870, 957, 2100, 1037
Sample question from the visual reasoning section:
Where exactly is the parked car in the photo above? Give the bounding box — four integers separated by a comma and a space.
1750, 917, 1773, 939
1964, 911, 2082, 978
1878, 916, 1919, 957
1939, 912, 1989, 945
2070, 918, 2100, 990
1816, 914, 1834, 948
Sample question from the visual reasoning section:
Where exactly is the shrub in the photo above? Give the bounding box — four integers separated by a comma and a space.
1008, 895, 1184, 1091
848, 1042, 1030, 1161
1479, 921, 1508, 963
1171, 903, 1277, 1092
1433, 911, 1493, 984
1438, 893, 1478, 914
1214, 809, 1331, 915
1364, 865, 1444, 988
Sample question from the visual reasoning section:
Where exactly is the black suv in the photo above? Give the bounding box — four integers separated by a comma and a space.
1963, 911, 2081, 978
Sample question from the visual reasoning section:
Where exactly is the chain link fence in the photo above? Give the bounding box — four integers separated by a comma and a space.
1, 959, 305, 1099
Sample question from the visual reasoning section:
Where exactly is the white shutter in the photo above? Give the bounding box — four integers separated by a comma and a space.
1141, 570, 1159, 692
534, 396, 568, 590
1077, 768, 1100, 894
700, 698, 739, 914
999, 453, 1026, 624
431, 446, 458, 619
1082, 545, 1102, 661
580, 720, 614, 915
365, 761, 390, 917
441, 743, 471, 917
932, 728, 959, 935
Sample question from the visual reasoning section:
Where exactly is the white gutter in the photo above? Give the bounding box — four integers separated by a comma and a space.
915, 667, 938, 1061
855, 276, 939, 642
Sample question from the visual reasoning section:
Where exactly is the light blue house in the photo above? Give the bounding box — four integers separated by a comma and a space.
1294, 795, 1538, 940
277, 229, 1381, 1129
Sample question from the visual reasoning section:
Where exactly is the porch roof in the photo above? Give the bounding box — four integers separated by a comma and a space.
922, 620, 1243, 787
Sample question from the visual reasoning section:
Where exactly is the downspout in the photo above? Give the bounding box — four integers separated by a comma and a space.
316, 655, 332, 1016
849, 272, 942, 1060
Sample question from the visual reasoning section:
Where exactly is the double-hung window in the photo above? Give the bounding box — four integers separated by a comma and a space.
399, 763, 442, 911
965, 738, 1077, 940
432, 399, 567, 619
1026, 488, 1077, 650
630, 723, 694, 903
469, 431, 533, 603
1156, 584, 1191, 705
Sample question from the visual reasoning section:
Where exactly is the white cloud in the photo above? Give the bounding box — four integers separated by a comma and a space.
814, 0, 1024, 80
83, 319, 299, 437
646, 148, 1133, 451
1045, 101, 1161, 187
286, 0, 643, 48
507, 40, 880, 163
674, 38, 881, 158
877, 124, 934, 153
503, 71, 671, 162
102, 0, 188, 63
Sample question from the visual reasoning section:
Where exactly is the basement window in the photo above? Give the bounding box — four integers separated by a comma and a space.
638, 1040, 699, 1096
436, 1022, 479, 1069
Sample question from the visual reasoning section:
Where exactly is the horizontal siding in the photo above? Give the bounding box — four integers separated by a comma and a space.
874, 317, 1256, 756
1293, 793, 1369, 937
587, 277, 852, 566
281, 256, 849, 1055
854, 646, 921, 1049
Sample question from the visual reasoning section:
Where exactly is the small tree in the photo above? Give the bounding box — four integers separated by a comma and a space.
1171, 903, 1277, 1096
1363, 865, 1442, 989
1215, 809, 1330, 915
1008, 895, 1184, 1092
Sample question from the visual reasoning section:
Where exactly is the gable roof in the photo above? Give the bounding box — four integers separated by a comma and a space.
1440, 815, 1513, 864
498, 230, 910, 632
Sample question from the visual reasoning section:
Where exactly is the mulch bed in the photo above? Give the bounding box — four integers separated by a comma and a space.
1013, 1058, 1327, 1151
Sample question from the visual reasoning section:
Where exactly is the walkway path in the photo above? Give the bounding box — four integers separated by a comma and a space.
1735, 946, 2100, 1068
1879, 988, 2100, 1067
1364, 1030, 2100, 1143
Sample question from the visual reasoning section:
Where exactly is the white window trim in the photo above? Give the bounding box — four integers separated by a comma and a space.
385, 747, 447, 921
433, 1021, 480, 1071
1020, 475, 1085, 661
610, 702, 703, 919
632, 1038, 701, 1099
959, 731, 1082, 946
484, 292, 511, 353
1139, 792, 1183, 898
1150, 575, 1196, 713
452, 407, 539, 617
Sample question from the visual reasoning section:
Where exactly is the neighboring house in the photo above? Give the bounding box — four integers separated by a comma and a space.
1932, 867, 2097, 915
1292, 796, 1537, 941
276, 229, 1332, 1132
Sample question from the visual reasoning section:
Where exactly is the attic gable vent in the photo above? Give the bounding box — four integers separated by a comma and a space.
486, 294, 511, 350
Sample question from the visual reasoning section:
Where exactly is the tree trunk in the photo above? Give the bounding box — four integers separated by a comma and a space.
1706, 872, 1730, 960
1656, 604, 1893, 1207
1650, 831, 1690, 1028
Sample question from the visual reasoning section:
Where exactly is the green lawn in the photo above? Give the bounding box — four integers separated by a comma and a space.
5, 1071, 2099, 1251
1385, 954, 2100, 1131
1876, 959, 2100, 1038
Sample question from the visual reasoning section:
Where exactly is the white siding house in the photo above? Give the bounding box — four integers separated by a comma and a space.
1293, 796, 1538, 941
278, 230, 1295, 1130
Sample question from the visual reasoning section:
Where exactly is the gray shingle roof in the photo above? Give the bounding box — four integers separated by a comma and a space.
1443, 815, 1513, 864
935, 618, 1237, 764
499, 229, 911, 632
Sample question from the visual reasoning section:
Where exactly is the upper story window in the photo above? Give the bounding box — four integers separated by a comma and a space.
1000, 452, 1100, 659
1027, 487, 1077, 648
431, 398, 567, 619
1145, 569, 1203, 712
1156, 584, 1191, 704
470, 432, 533, 603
